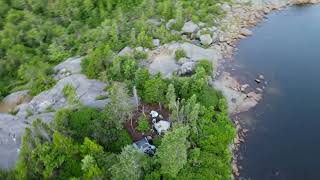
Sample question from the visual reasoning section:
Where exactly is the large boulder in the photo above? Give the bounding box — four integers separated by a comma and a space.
240, 28, 253, 36
148, 42, 220, 77
152, 39, 160, 47
221, 3, 231, 12
177, 62, 196, 76
146, 19, 162, 26
0, 56, 115, 169
182, 21, 199, 33
0, 113, 26, 169
53, 57, 83, 80
118, 46, 133, 56
2, 90, 30, 107
148, 54, 180, 78
200, 34, 213, 45
16, 74, 109, 119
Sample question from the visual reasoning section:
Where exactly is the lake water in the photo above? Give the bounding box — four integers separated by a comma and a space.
233, 4, 320, 180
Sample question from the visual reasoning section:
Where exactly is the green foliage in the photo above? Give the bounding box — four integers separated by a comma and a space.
196, 59, 213, 76
137, 30, 153, 48
136, 115, 150, 133
166, 83, 177, 110
110, 145, 146, 180
17, 60, 55, 96
106, 82, 134, 129
134, 68, 150, 97
142, 74, 167, 104
3, 0, 235, 179
81, 45, 113, 79
108, 56, 138, 82
156, 125, 190, 178
175, 49, 187, 61
81, 155, 103, 179
95, 94, 108, 100
133, 50, 148, 60
62, 84, 79, 105
53, 108, 100, 141
93, 117, 132, 152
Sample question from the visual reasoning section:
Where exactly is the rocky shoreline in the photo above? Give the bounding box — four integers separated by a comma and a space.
211, 0, 320, 178
0, 0, 319, 176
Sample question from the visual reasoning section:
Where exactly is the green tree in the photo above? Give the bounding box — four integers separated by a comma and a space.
134, 68, 150, 97
137, 30, 152, 48
18, 60, 55, 95
81, 44, 113, 79
156, 125, 190, 178
106, 82, 133, 129
81, 155, 102, 179
143, 74, 166, 104
110, 145, 145, 180
166, 83, 176, 109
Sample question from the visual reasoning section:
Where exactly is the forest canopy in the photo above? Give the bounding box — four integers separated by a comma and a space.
0, 0, 235, 179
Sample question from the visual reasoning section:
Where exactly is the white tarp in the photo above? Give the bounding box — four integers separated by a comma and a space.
154, 120, 170, 135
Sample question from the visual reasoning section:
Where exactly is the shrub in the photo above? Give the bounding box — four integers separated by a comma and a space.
195, 59, 213, 76
133, 50, 148, 60
136, 115, 149, 133
62, 84, 79, 105
95, 95, 108, 100
143, 74, 167, 104
175, 49, 186, 61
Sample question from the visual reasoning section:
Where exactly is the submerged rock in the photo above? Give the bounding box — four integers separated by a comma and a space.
240, 28, 253, 36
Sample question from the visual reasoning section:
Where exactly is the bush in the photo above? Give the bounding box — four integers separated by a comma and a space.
133, 50, 148, 60
143, 74, 167, 104
62, 84, 79, 105
175, 49, 186, 61
53, 108, 101, 141
195, 59, 213, 76
95, 95, 108, 100
136, 115, 149, 133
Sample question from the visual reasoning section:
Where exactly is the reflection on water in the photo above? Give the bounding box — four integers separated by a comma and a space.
233, 4, 320, 180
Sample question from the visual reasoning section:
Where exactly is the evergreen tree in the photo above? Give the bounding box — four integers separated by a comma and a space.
106, 82, 134, 129
143, 74, 166, 104
156, 126, 190, 178
110, 145, 144, 180
166, 83, 176, 110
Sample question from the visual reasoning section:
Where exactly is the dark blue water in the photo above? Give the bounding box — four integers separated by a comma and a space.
234, 4, 320, 180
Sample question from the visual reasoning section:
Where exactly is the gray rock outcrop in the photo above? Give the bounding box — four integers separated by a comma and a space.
200, 34, 213, 45
182, 21, 199, 33
148, 42, 220, 77
213, 72, 262, 114
2, 90, 30, 107
240, 28, 253, 36
0, 57, 110, 169
53, 57, 82, 80
0, 113, 26, 169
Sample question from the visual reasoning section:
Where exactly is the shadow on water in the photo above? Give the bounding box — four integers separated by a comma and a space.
230, 4, 320, 180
